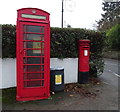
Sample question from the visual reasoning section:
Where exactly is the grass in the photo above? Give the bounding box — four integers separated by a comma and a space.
2, 87, 65, 104
2, 78, 101, 104
2, 87, 16, 104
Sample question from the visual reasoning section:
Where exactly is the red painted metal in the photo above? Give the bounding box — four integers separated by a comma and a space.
78, 40, 90, 72
16, 8, 50, 101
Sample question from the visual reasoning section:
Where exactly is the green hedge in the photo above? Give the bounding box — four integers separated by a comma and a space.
51, 28, 105, 75
2, 24, 16, 58
2, 24, 106, 75
106, 24, 120, 51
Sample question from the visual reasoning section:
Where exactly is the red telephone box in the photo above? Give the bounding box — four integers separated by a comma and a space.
16, 8, 50, 101
78, 40, 90, 84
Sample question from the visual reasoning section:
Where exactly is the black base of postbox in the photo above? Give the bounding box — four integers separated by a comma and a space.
78, 71, 89, 84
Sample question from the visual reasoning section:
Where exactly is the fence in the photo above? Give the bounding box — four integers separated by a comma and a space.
1, 58, 78, 89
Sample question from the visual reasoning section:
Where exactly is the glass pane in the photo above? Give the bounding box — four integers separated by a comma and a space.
23, 57, 41, 64
41, 34, 44, 41
24, 73, 44, 79
24, 34, 44, 41
40, 26, 44, 33
41, 65, 44, 71
41, 73, 44, 79
24, 42, 44, 49
41, 57, 44, 64
23, 57, 44, 64
41, 42, 44, 48
24, 25, 40, 33
24, 34, 39, 40
24, 80, 44, 87
26, 50, 44, 56
24, 65, 44, 72
24, 80, 42, 87
41, 50, 44, 55
24, 65, 40, 72
24, 42, 40, 48
27, 50, 40, 56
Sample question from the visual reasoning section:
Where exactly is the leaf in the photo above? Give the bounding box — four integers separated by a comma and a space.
69, 94, 74, 97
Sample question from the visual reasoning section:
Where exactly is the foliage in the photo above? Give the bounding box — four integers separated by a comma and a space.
97, 1, 120, 31
2, 87, 16, 104
51, 28, 105, 75
106, 24, 120, 50
2, 24, 106, 76
2, 24, 16, 58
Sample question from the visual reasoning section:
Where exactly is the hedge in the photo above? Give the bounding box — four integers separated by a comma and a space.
2, 24, 106, 76
106, 24, 120, 51
2, 24, 16, 58
50, 28, 105, 76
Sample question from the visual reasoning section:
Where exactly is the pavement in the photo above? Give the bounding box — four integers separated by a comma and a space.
2, 58, 119, 111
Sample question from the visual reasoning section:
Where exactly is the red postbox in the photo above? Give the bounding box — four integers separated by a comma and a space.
16, 8, 50, 101
78, 40, 90, 84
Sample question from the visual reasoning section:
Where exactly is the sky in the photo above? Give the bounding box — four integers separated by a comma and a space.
0, 0, 104, 29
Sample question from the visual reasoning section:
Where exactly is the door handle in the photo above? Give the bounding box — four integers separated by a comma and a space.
20, 49, 24, 54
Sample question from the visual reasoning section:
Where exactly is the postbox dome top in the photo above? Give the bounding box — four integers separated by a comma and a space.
79, 39, 90, 46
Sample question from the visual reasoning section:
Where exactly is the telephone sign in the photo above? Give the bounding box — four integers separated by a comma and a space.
16, 8, 50, 101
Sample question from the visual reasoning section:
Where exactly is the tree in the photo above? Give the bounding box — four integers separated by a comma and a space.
97, 1, 120, 31
106, 24, 120, 50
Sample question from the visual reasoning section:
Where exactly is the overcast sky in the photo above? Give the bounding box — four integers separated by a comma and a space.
0, 0, 104, 29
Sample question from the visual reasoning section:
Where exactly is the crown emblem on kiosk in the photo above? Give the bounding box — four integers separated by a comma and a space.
32, 10, 36, 13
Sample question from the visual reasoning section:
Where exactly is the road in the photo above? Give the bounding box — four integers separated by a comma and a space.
98, 58, 119, 110
104, 58, 119, 76
100, 58, 119, 87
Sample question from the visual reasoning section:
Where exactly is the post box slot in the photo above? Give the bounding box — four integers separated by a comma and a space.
83, 47, 89, 48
